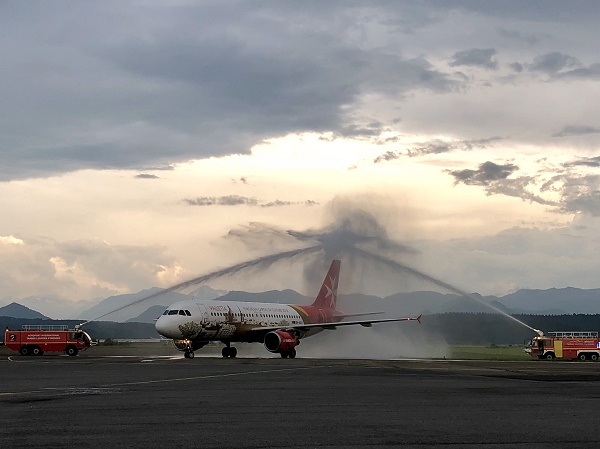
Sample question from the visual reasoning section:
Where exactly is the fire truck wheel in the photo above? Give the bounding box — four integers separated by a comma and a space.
19, 346, 29, 356
579, 353, 587, 361
544, 353, 555, 361
591, 354, 598, 362
32, 346, 42, 356
66, 346, 79, 357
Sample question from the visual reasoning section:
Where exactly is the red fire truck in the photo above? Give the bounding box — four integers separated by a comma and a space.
4, 325, 93, 356
525, 331, 600, 361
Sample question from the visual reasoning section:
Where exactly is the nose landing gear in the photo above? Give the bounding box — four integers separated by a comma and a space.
184, 350, 195, 359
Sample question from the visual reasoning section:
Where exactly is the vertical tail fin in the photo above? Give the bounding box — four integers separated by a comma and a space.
310, 260, 341, 309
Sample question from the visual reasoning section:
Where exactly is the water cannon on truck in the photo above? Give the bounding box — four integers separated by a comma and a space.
524, 330, 600, 361
4, 325, 93, 356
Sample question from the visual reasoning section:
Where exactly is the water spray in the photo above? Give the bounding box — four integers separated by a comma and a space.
77, 245, 322, 328
349, 247, 541, 334
76, 197, 543, 339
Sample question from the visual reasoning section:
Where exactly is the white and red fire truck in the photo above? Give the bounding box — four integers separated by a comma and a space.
525, 331, 600, 361
4, 325, 93, 356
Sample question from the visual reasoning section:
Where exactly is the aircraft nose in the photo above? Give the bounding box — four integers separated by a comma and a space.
155, 316, 178, 339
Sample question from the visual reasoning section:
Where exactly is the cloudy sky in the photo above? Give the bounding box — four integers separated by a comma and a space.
2, 1, 600, 316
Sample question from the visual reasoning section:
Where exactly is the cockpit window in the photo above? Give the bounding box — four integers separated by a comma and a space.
168, 310, 178, 315
178, 310, 186, 316
162, 310, 169, 315
185, 310, 191, 316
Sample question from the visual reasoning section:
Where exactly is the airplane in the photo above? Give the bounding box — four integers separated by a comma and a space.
155, 259, 421, 359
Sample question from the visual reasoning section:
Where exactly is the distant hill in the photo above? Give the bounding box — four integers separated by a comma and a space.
126, 305, 167, 324
8, 285, 600, 326
189, 285, 228, 300
218, 289, 308, 304
78, 286, 228, 323
0, 302, 49, 319
78, 288, 201, 322
498, 288, 600, 314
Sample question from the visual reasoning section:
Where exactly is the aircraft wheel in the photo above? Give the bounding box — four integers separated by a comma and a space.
289, 348, 296, 359
280, 352, 288, 358
19, 346, 29, 356
579, 353, 587, 361
229, 347, 237, 358
222, 347, 230, 358
184, 350, 194, 359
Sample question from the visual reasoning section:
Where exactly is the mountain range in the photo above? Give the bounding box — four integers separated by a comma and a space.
2, 287, 600, 324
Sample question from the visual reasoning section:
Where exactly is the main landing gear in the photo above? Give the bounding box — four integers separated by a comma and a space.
184, 350, 195, 359
280, 349, 296, 359
222, 342, 237, 358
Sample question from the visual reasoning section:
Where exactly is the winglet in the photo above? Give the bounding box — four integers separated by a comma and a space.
416, 314, 422, 324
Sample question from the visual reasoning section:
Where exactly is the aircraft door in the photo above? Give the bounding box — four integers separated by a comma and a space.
195, 303, 209, 324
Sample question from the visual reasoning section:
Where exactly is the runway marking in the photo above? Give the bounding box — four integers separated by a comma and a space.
102, 365, 329, 388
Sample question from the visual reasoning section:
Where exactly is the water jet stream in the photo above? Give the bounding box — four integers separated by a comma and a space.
79, 245, 322, 326
350, 247, 539, 333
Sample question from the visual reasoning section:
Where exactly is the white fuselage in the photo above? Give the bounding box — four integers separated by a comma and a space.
155, 299, 306, 342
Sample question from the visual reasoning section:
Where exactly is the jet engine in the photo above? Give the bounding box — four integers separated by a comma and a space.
173, 339, 206, 351
264, 330, 299, 354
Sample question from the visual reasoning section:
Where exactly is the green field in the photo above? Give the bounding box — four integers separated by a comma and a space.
450, 345, 532, 361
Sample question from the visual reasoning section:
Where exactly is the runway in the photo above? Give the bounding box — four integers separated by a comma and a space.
1, 351, 600, 448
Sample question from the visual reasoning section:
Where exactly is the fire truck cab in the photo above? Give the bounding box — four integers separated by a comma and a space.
4, 325, 93, 356
525, 331, 600, 361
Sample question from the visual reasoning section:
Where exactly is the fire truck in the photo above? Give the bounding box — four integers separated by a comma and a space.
525, 331, 600, 361
4, 325, 93, 356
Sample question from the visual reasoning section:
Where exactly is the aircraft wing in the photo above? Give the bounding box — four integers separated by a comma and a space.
251, 315, 421, 332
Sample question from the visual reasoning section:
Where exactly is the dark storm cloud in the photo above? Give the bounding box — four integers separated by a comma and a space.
509, 62, 523, 73
449, 161, 518, 186
557, 64, 600, 80
185, 196, 259, 207
259, 199, 319, 208
525, 53, 600, 81
373, 137, 502, 163
0, 2, 459, 181
559, 175, 600, 216
553, 126, 600, 138
374, 151, 401, 164
564, 156, 600, 168
408, 137, 503, 157
449, 49, 498, 70
527, 52, 580, 74
449, 161, 554, 206
184, 196, 317, 207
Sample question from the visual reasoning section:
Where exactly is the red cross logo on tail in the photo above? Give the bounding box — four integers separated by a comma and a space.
311, 260, 341, 310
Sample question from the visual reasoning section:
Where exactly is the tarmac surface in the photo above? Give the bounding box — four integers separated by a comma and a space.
2, 347, 600, 448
